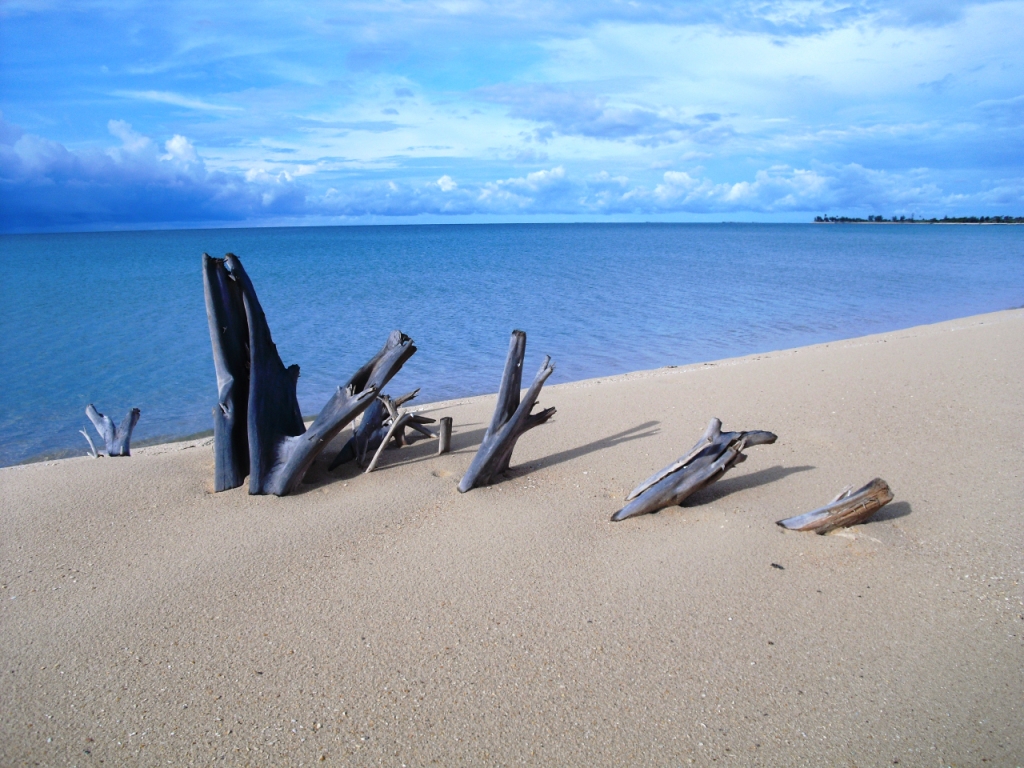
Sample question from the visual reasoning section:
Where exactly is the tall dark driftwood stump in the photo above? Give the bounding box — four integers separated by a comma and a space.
612, 418, 777, 521
458, 330, 555, 493
203, 253, 416, 495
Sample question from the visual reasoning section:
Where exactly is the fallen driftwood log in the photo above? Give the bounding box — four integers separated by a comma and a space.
777, 478, 894, 534
611, 418, 777, 522
328, 389, 432, 470
81, 405, 140, 457
203, 252, 416, 495
458, 330, 555, 492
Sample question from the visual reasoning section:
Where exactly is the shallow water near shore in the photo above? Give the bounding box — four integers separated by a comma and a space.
1, 222, 1022, 466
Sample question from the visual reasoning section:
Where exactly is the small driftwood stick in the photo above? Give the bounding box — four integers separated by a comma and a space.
777, 478, 894, 534
458, 330, 555, 492
84, 405, 140, 457
438, 417, 452, 455
213, 253, 415, 496
611, 418, 777, 522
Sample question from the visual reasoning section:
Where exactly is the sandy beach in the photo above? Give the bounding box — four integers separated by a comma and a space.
2, 309, 1022, 766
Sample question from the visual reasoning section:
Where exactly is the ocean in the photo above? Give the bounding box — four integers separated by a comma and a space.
1, 222, 1022, 467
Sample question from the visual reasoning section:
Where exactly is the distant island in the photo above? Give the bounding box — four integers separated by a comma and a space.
814, 215, 1023, 224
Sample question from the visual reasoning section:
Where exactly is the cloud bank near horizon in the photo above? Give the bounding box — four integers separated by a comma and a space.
1, 0, 1022, 231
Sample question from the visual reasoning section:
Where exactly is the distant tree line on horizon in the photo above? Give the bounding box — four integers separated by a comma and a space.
814, 214, 1024, 224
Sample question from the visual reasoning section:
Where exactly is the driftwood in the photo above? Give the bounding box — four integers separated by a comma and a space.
203, 254, 250, 490
458, 331, 555, 493
611, 418, 777, 522
328, 389, 428, 470
202, 252, 416, 496
363, 392, 436, 473
777, 478, 893, 534
81, 405, 140, 457
438, 417, 452, 455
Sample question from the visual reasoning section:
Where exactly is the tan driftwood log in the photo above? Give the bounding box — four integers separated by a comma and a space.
777, 478, 894, 534
611, 418, 777, 522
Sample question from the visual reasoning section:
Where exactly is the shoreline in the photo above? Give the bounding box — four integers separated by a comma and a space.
13, 307, 1023, 469
3, 308, 1022, 765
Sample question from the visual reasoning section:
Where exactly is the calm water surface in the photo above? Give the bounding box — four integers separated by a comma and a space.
1, 223, 1021, 466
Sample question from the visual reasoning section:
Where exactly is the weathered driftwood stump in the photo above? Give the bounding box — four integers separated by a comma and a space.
777, 478, 893, 534
458, 330, 555, 493
202, 252, 416, 496
438, 417, 453, 455
81, 405, 140, 457
612, 418, 777, 522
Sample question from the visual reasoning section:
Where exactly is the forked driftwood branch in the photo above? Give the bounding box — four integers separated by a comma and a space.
328, 389, 432, 470
777, 478, 894, 534
458, 330, 555, 493
82, 405, 140, 457
202, 252, 416, 495
363, 392, 437, 473
612, 418, 777, 522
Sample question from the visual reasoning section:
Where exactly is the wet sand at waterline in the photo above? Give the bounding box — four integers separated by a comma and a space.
2, 309, 1022, 766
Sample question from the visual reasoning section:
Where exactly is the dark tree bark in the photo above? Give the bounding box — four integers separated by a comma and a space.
203, 254, 250, 491
612, 418, 777, 521
777, 478, 893, 534
204, 252, 416, 496
83, 405, 140, 457
458, 330, 555, 492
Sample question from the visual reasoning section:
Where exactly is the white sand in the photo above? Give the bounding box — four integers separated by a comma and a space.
2, 309, 1022, 766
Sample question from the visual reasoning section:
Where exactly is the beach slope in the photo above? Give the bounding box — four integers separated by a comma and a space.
2, 310, 1022, 765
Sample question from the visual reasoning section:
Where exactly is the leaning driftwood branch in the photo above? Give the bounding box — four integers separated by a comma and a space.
777, 478, 893, 534
203, 252, 416, 496
83, 405, 140, 457
611, 418, 777, 522
458, 330, 555, 492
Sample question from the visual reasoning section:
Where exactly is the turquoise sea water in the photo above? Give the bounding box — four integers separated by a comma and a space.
1, 223, 1022, 467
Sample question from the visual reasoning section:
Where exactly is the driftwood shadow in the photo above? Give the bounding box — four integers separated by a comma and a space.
871, 500, 912, 523
684, 464, 815, 506
518, 420, 661, 476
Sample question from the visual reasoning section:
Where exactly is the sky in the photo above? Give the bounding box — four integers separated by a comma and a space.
1, 0, 1022, 232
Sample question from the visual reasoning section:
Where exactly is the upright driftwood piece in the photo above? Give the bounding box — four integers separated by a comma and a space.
438, 417, 452, 455
612, 418, 777, 522
203, 254, 250, 491
777, 478, 893, 534
458, 331, 555, 492
203, 252, 416, 496
82, 405, 140, 457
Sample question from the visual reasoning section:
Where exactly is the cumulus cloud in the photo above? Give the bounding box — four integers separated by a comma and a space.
0, 115, 305, 230
479, 85, 735, 146
0, 114, 1014, 230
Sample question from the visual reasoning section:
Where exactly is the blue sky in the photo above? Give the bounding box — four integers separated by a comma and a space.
1, 0, 1022, 231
